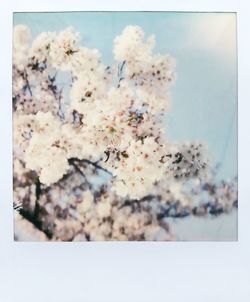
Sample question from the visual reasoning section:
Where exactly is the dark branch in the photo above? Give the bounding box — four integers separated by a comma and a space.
18, 208, 52, 239
69, 160, 92, 188
68, 158, 113, 176
23, 69, 32, 96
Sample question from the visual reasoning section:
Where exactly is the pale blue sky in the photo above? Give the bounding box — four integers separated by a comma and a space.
14, 12, 238, 180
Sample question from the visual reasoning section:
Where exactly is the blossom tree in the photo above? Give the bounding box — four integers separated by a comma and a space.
13, 25, 237, 241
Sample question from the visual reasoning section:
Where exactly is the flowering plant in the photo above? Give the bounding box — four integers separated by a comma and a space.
13, 25, 237, 241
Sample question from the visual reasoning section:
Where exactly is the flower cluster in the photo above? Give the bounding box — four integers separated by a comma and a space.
113, 25, 155, 62
14, 164, 237, 241
13, 24, 189, 198
13, 24, 236, 241
113, 26, 176, 113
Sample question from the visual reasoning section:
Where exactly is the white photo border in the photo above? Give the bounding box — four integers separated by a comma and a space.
1, 1, 249, 302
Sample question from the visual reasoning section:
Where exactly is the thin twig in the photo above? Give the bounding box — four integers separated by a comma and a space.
69, 160, 92, 188
69, 158, 113, 176
24, 69, 32, 96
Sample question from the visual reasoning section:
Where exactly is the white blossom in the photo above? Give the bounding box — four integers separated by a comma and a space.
29, 31, 56, 63
13, 25, 31, 69
113, 25, 155, 62
50, 26, 80, 70
13, 24, 31, 50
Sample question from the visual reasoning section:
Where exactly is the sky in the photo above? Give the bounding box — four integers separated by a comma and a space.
13, 12, 238, 180
13, 12, 238, 240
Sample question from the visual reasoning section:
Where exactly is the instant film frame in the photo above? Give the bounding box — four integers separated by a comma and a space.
12, 11, 238, 242
0, 0, 250, 301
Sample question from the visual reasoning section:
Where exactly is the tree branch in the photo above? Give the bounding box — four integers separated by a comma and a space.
68, 158, 113, 176
23, 69, 32, 97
